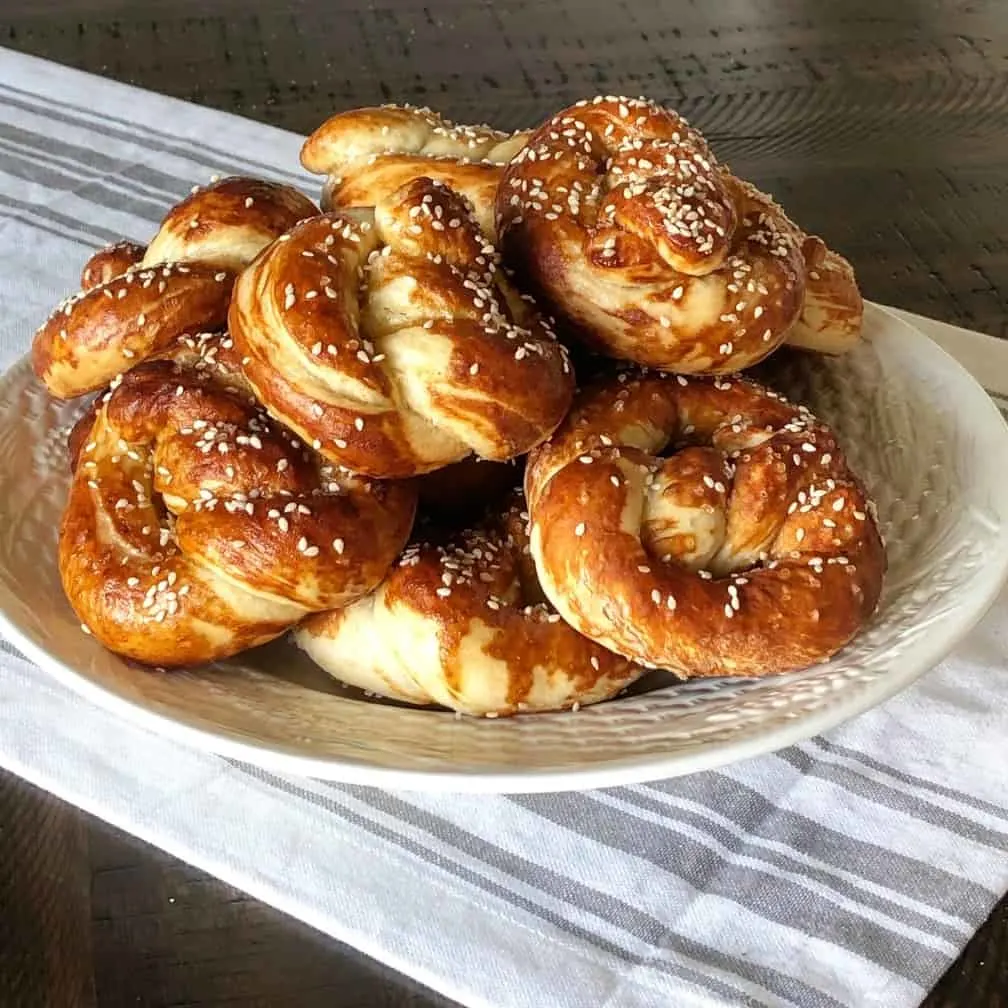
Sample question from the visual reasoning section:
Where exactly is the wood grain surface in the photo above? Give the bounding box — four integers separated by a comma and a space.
1, 1, 1006, 1006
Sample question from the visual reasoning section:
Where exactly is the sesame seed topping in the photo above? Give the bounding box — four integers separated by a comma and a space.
574, 522, 586, 537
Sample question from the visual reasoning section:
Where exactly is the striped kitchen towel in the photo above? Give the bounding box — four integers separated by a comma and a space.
0, 48, 1006, 1008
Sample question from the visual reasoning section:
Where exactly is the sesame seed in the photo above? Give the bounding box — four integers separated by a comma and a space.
332, 538, 345, 554
574, 522, 586, 537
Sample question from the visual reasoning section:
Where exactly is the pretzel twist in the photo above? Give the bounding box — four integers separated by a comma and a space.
790, 236, 864, 354
33, 177, 318, 399
80, 240, 147, 291
496, 96, 810, 373
302, 105, 530, 235
302, 105, 530, 237
524, 370, 885, 677
295, 493, 643, 716
63, 338, 416, 667
229, 177, 574, 478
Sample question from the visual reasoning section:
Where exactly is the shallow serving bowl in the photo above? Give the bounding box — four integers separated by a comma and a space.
1, 303, 1006, 793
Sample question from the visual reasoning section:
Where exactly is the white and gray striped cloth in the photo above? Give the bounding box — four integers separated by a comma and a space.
0, 49, 1006, 1008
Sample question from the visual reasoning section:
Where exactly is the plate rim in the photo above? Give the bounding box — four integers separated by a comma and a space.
2, 301, 1007, 793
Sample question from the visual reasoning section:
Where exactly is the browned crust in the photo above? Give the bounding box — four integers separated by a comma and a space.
140, 176, 319, 271
228, 178, 574, 478
525, 370, 885, 677
496, 96, 808, 373
80, 241, 147, 291
301, 104, 529, 176
63, 352, 416, 667
788, 236, 865, 354
32, 263, 235, 399
323, 155, 505, 236
297, 492, 644, 716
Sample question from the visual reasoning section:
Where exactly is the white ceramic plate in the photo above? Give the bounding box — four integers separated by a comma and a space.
2, 303, 1007, 792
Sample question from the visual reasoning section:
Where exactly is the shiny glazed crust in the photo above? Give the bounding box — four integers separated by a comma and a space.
524, 369, 885, 677
789, 236, 865, 354
61, 336, 416, 667
301, 104, 530, 236
80, 240, 147, 291
496, 96, 809, 373
140, 176, 319, 271
295, 493, 644, 716
228, 177, 574, 478
32, 262, 236, 400
33, 177, 318, 400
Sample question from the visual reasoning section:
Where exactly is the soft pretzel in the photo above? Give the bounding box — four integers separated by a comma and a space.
789, 236, 864, 355
496, 96, 808, 373
62, 338, 416, 667
81, 240, 147, 291
33, 177, 318, 400
295, 493, 643, 716
229, 177, 574, 479
302, 105, 529, 235
322, 156, 506, 239
524, 370, 885, 677
139, 176, 319, 271
33, 262, 235, 400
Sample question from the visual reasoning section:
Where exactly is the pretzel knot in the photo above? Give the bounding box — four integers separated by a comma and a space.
295, 494, 643, 716
62, 341, 416, 667
229, 177, 575, 479
33, 177, 318, 400
524, 371, 885, 677
302, 104, 530, 236
496, 96, 807, 374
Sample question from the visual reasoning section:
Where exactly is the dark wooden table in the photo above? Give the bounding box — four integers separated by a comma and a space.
1, 1, 1006, 1005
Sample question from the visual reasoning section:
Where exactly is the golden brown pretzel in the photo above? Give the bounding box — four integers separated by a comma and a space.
34, 263, 236, 400
295, 492, 643, 716
302, 105, 529, 235
229, 177, 574, 479
80, 240, 147, 291
62, 338, 416, 667
139, 176, 318, 271
33, 177, 318, 400
496, 96, 808, 373
524, 370, 885, 677
789, 236, 865, 355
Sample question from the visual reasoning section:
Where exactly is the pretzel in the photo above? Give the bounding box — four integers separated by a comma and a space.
295, 493, 643, 716
33, 177, 318, 400
496, 96, 808, 373
524, 370, 885, 677
139, 176, 319, 271
80, 240, 147, 291
302, 105, 529, 235
229, 176, 575, 478
62, 337, 416, 667
789, 236, 864, 354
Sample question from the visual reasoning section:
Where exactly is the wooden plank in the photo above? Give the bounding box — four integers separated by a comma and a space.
88, 819, 453, 1007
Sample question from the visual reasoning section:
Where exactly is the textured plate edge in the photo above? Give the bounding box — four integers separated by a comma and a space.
2, 304, 1007, 793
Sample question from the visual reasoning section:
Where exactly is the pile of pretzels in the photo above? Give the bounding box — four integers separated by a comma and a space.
34, 96, 885, 717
